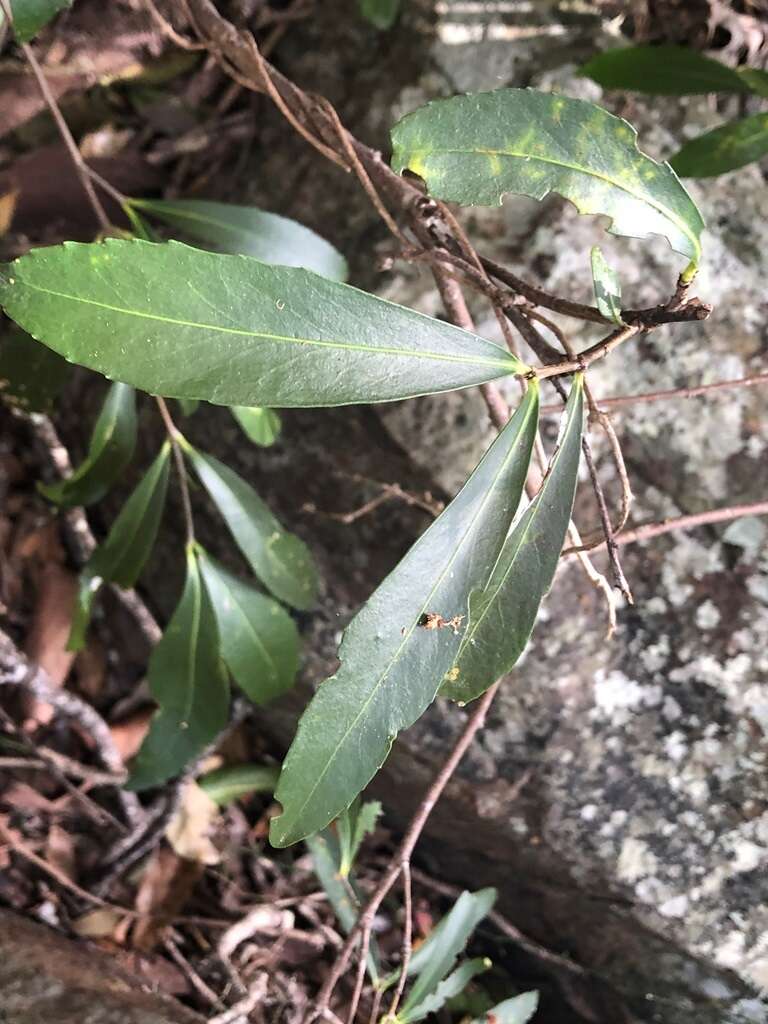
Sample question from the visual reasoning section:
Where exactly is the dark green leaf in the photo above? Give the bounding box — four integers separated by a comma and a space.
127, 198, 348, 281
0, 239, 526, 407
590, 246, 623, 325
442, 376, 584, 704
737, 67, 768, 99
8, 0, 71, 42
358, 0, 400, 30
68, 444, 171, 651
391, 89, 704, 270
401, 959, 490, 1023
580, 45, 749, 95
400, 888, 496, 1017
337, 798, 382, 877
177, 398, 199, 417
270, 387, 539, 847
129, 549, 229, 790
39, 381, 137, 508
0, 326, 69, 412
185, 446, 318, 611
470, 992, 539, 1024
199, 763, 280, 806
670, 114, 768, 178
197, 550, 299, 703
231, 406, 281, 447
306, 830, 381, 981
122, 203, 156, 242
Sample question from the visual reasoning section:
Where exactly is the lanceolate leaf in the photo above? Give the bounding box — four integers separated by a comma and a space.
0, 240, 525, 407
337, 798, 382, 877
197, 551, 299, 703
185, 446, 318, 611
590, 246, 623, 325
470, 992, 539, 1024
401, 959, 490, 1023
0, 326, 69, 413
359, 0, 401, 30
580, 45, 749, 95
199, 763, 280, 806
670, 114, 768, 178
231, 406, 282, 447
68, 444, 171, 651
8, 0, 71, 42
442, 376, 584, 704
39, 382, 136, 508
129, 549, 229, 790
127, 198, 348, 281
400, 888, 496, 1017
270, 386, 539, 847
391, 89, 704, 269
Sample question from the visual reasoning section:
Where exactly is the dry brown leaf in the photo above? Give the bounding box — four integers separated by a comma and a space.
166, 781, 220, 866
0, 189, 18, 236
109, 707, 154, 761
132, 846, 203, 952
24, 562, 79, 722
73, 907, 124, 939
44, 823, 76, 881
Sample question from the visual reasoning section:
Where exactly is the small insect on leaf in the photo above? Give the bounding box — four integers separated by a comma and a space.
419, 612, 464, 634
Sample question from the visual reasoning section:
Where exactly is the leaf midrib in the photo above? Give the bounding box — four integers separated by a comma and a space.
415, 145, 701, 260
15, 281, 516, 371
277, 392, 538, 838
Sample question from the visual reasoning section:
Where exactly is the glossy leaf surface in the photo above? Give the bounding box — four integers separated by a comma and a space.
127, 198, 347, 280
670, 114, 768, 178
8, 0, 71, 41
470, 992, 539, 1024
186, 446, 318, 611
391, 89, 704, 267
270, 387, 539, 847
0, 240, 524, 407
231, 406, 282, 447
39, 381, 136, 508
68, 444, 171, 650
443, 376, 583, 704
198, 551, 299, 703
400, 888, 496, 1017
580, 45, 749, 95
129, 550, 229, 789
590, 246, 623, 324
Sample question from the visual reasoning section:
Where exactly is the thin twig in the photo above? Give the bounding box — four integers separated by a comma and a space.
387, 862, 413, 1020
0, 0, 111, 233
608, 500, 768, 549
155, 397, 195, 545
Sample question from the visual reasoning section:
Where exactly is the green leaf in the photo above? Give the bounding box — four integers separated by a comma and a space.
197, 550, 299, 703
590, 246, 623, 325
8, 0, 71, 42
401, 958, 490, 1023
231, 406, 282, 447
358, 0, 400, 30
127, 198, 348, 281
400, 888, 496, 1018
391, 88, 704, 270
306, 830, 381, 981
68, 444, 171, 651
176, 398, 199, 417
442, 376, 584, 704
737, 67, 768, 99
0, 326, 69, 413
670, 114, 768, 178
270, 386, 539, 847
0, 239, 526, 408
39, 381, 137, 508
470, 992, 539, 1024
185, 446, 318, 611
580, 45, 749, 95
199, 763, 280, 806
129, 548, 229, 790
337, 798, 382, 877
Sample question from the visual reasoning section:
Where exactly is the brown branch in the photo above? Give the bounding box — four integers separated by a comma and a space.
541, 371, 768, 416
155, 397, 195, 546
